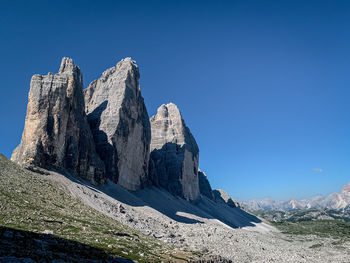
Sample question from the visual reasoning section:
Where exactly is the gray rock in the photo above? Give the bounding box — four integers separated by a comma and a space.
213, 189, 240, 208
84, 58, 151, 191
11, 57, 105, 184
198, 169, 215, 201
149, 103, 200, 201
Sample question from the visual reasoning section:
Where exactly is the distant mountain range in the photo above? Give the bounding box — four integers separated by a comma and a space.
242, 182, 350, 213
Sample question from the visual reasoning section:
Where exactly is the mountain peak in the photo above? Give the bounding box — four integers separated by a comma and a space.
342, 182, 350, 194
155, 103, 181, 119
58, 57, 78, 73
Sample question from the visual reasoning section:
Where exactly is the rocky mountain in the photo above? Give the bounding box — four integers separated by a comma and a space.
242, 182, 350, 213
198, 169, 215, 200
149, 103, 200, 201
12, 57, 237, 207
151, 103, 199, 201
213, 189, 241, 208
84, 58, 151, 191
6, 57, 350, 263
342, 182, 350, 193
11, 58, 105, 185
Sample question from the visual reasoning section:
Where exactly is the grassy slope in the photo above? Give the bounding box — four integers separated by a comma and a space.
0, 154, 195, 262
272, 220, 350, 240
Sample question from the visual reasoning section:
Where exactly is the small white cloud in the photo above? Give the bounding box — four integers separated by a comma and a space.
313, 168, 323, 173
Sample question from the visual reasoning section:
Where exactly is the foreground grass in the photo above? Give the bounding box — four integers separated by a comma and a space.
0, 154, 194, 262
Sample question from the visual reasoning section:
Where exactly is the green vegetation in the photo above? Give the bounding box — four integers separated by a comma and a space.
0, 154, 194, 262
252, 208, 350, 223
271, 220, 350, 240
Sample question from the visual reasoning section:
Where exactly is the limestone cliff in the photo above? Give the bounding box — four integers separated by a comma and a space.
213, 189, 241, 208
84, 58, 151, 190
12, 58, 105, 184
150, 103, 200, 201
198, 169, 215, 200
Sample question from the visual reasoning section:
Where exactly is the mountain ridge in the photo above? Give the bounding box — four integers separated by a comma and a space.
242, 183, 350, 212
11, 56, 242, 216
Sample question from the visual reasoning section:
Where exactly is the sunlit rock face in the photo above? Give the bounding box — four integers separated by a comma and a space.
12, 58, 105, 184
149, 103, 200, 201
84, 58, 151, 191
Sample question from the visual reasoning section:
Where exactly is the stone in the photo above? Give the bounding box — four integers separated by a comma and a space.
213, 189, 240, 208
149, 103, 200, 201
84, 58, 151, 190
198, 169, 215, 200
11, 58, 105, 184
43, 230, 53, 235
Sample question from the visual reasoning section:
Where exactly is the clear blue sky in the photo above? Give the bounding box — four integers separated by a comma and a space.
1, 0, 350, 201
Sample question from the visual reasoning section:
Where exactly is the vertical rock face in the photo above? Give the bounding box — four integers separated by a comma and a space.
213, 189, 241, 208
84, 58, 151, 191
198, 169, 215, 200
150, 103, 200, 201
11, 58, 105, 184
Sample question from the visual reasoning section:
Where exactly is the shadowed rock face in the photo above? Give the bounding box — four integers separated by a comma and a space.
198, 169, 215, 201
11, 58, 105, 184
213, 189, 241, 208
150, 103, 200, 201
84, 58, 151, 191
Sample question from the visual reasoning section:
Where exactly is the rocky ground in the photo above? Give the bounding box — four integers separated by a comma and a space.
1, 154, 350, 262
0, 154, 222, 263
48, 164, 350, 262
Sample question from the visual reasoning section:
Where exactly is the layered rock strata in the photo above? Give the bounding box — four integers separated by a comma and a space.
150, 103, 200, 201
12, 58, 105, 184
84, 58, 151, 190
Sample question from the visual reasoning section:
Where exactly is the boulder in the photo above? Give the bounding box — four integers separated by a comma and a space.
84, 58, 151, 190
150, 103, 200, 201
12, 58, 105, 184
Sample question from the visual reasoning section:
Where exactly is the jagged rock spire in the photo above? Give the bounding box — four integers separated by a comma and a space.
59, 57, 78, 73
84, 57, 151, 191
12, 57, 105, 184
149, 103, 200, 201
